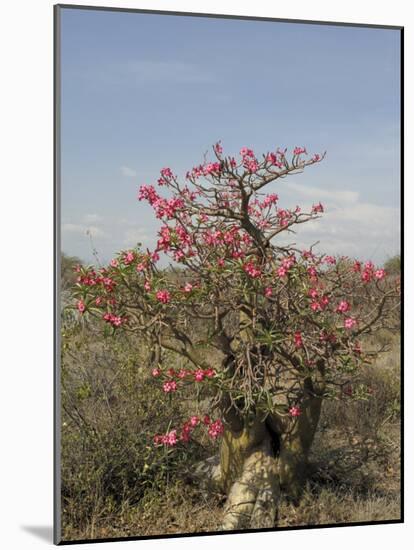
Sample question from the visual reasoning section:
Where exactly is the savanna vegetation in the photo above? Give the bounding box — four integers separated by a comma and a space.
60, 143, 401, 541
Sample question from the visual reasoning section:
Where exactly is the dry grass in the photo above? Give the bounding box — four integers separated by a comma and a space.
61, 318, 401, 541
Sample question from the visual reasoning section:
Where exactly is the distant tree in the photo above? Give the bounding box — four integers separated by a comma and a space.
384, 254, 401, 275
61, 253, 82, 291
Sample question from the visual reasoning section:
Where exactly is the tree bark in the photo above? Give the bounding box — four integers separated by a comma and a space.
217, 394, 323, 530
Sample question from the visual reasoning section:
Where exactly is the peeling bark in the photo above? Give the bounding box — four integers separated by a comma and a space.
220, 428, 279, 530
217, 394, 323, 530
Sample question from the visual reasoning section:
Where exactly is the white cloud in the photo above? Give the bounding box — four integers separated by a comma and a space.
123, 227, 151, 247
267, 181, 399, 262
285, 182, 359, 207
83, 213, 102, 223
62, 223, 106, 238
126, 60, 214, 84
277, 199, 400, 263
120, 165, 137, 178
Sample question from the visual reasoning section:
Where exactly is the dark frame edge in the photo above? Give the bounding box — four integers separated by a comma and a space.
57, 519, 403, 546
399, 26, 404, 524
55, 3, 403, 31
54, 3, 63, 546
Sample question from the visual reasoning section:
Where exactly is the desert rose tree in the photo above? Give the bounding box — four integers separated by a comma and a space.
72, 143, 399, 530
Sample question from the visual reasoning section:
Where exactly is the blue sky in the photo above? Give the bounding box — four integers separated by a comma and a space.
60, 8, 401, 265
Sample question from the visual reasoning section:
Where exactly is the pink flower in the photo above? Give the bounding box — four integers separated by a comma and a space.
264, 287, 273, 298
123, 251, 135, 265
203, 162, 222, 175
152, 368, 161, 377
208, 419, 224, 439
277, 266, 288, 278
265, 152, 283, 168
102, 277, 116, 292
102, 312, 124, 327
324, 255, 336, 265
194, 369, 205, 382
375, 269, 386, 280
243, 261, 262, 278
277, 209, 291, 226
77, 299, 85, 313
310, 301, 322, 312
320, 295, 330, 308
261, 193, 279, 208
204, 368, 216, 378
95, 297, 102, 306
282, 256, 295, 270
361, 269, 373, 283
203, 415, 211, 425
294, 331, 303, 348
162, 380, 178, 393
240, 147, 254, 158
289, 406, 302, 417
293, 146, 307, 156
344, 317, 357, 330
160, 167, 173, 179
336, 300, 350, 313
311, 202, 324, 214
308, 288, 319, 299
183, 282, 193, 293
139, 184, 161, 205
111, 316, 123, 327
166, 430, 178, 446
302, 249, 314, 260
180, 424, 191, 442
177, 369, 188, 379
144, 280, 151, 292
214, 141, 223, 154
189, 415, 200, 427
156, 290, 171, 304
110, 259, 119, 268
174, 250, 185, 262
244, 158, 259, 173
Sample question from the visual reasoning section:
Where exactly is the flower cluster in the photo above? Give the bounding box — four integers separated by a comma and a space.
162, 380, 178, 393
294, 331, 303, 348
289, 406, 302, 417
152, 366, 216, 385
207, 418, 224, 439
336, 300, 351, 313
243, 261, 262, 278
240, 147, 259, 173
312, 202, 324, 214
153, 415, 224, 446
103, 312, 125, 327
156, 290, 171, 304
344, 317, 357, 330
153, 430, 178, 447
